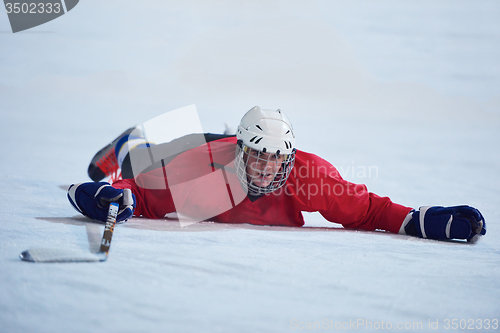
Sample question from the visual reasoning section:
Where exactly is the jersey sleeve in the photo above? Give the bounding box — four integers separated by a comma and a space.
292, 151, 413, 234
112, 168, 176, 219
319, 182, 413, 234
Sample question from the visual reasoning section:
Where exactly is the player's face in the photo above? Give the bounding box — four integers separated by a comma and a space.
245, 148, 284, 188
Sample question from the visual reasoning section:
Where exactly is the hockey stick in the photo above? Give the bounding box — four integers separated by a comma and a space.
20, 202, 120, 263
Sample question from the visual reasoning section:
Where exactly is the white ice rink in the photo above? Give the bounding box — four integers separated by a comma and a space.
1, 1, 499, 332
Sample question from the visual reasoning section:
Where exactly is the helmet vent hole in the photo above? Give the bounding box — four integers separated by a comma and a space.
255, 137, 263, 144
284, 141, 289, 149
250, 136, 257, 142
255, 125, 263, 131
285, 130, 290, 134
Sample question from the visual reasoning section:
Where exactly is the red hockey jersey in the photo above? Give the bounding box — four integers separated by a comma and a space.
112, 137, 412, 233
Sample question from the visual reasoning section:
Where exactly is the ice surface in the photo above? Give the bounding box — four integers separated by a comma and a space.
1, 1, 499, 332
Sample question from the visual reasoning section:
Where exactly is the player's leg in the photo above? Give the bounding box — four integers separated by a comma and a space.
87, 127, 149, 182
87, 128, 235, 182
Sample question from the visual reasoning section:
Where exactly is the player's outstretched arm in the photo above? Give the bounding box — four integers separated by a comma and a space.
67, 182, 136, 223
399, 205, 486, 243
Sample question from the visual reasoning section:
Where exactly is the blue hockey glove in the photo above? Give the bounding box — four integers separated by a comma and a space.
67, 182, 136, 223
400, 205, 486, 243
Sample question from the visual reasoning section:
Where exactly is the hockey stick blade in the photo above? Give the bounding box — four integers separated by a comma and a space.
20, 248, 107, 262
20, 202, 120, 263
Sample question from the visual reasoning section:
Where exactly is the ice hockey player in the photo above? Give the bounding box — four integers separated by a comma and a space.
67, 106, 486, 243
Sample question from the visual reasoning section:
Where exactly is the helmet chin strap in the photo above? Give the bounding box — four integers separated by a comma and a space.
247, 181, 270, 196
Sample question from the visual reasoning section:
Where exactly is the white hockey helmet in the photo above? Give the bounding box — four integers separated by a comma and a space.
235, 106, 296, 195
237, 106, 295, 154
